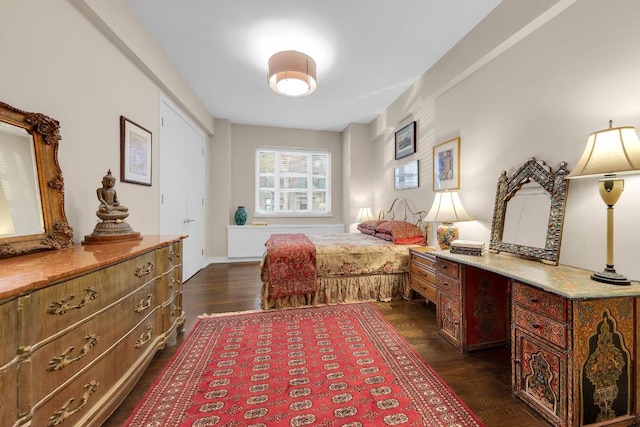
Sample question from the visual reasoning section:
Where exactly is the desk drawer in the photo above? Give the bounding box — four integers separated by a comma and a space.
512, 281, 567, 322
411, 251, 436, 269
436, 273, 461, 297
410, 272, 436, 302
514, 305, 569, 350
436, 258, 460, 280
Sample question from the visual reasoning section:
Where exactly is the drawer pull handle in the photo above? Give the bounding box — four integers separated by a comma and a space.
135, 294, 154, 313
135, 326, 154, 348
441, 265, 448, 269
419, 270, 428, 277
169, 278, 182, 290
135, 262, 154, 277
47, 288, 98, 315
531, 323, 542, 329
168, 251, 180, 262
442, 282, 449, 286
47, 380, 99, 427
530, 298, 539, 303
47, 335, 98, 371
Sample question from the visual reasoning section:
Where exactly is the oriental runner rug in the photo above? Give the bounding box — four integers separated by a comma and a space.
125, 303, 484, 426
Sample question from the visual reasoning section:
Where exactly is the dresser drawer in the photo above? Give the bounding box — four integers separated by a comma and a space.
32, 309, 163, 427
155, 240, 183, 275
513, 305, 569, 350
410, 272, 436, 302
29, 250, 158, 344
0, 298, 18, 366
436, 258, 460, 280
411, 251, 436, 269
436, 272, 461, 297
0, 363, 18, 425
512, 281, 567, 322
30, 280, 162, 405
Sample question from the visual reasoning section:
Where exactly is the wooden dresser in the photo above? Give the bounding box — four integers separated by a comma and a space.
0, 235, 185, 427
434, 251, 640, 427
408, 247, 438, 304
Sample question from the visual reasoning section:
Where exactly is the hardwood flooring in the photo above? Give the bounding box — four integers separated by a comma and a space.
103, 262, 551, 426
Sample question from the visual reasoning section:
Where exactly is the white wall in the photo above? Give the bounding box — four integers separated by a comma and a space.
364, 0, 640, 279
0, 0, 213, 245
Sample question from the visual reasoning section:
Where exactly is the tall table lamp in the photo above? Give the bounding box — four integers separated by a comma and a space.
425, 191, 473, 249
567, 121, 640, 285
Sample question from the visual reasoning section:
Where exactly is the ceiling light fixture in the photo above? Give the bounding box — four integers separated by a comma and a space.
268, 50, 317, 97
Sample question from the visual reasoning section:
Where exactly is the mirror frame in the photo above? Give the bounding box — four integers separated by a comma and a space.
489, 157, 569, 265
0, 101, 73, 258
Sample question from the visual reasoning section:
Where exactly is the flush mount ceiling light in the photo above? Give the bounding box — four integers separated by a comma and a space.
268, 50, 317, 97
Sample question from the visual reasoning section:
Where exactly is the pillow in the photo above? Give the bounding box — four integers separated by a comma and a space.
375, 220, 424, 245
357, 220, 385, 235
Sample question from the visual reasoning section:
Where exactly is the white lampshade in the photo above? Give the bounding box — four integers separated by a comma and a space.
567, 124, 640, 179
425, 191, 473, 223
355, 207, 374, 222
268, 50, 317, 97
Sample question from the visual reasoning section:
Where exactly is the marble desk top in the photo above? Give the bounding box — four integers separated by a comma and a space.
436, 250, 640, 300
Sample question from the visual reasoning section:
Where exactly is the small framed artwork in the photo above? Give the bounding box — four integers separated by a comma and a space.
395, 159, 419, 190
120, 116, 152, 186
395, 121, 416, 160
433, 137, 460, 191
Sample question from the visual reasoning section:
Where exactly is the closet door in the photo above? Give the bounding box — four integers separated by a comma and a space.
159, 99, 205, 281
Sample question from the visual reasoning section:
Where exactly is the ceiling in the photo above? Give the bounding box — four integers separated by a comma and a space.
127, 0, 502, 132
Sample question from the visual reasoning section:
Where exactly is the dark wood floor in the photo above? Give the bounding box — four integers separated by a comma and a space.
103, 262, 551, 426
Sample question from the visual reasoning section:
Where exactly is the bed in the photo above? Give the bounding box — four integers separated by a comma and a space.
260, 198, 429, 309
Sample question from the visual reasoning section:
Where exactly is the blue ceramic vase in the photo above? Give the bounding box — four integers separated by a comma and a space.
234, 206, 247, 225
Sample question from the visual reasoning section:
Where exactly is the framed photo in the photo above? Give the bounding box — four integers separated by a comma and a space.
394, 159, 419, 190
120, 116, 152, 186
433, 137, 460, 191
395, 121, 416, 160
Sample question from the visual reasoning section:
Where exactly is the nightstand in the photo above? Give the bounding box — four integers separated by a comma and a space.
409, 246, 439, 304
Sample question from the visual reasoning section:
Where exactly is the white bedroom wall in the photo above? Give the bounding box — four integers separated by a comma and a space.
367, 0, 640, 279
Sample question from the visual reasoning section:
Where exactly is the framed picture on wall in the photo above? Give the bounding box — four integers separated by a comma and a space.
433, 137, 460, 191
395, 121, 416, 160
120, 116, 152, 186
394, 159, 419, 190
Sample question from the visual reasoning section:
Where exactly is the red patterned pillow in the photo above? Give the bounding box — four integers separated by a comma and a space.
375, 220, 424, 245
357, 220, 385, 235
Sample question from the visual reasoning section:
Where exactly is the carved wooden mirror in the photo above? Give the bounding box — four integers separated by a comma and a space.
489, 157, 569, 265
0, 101, 73, 257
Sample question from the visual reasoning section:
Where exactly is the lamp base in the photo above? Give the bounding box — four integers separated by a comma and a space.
437, 222, 458, 250
591, 265, 630, 286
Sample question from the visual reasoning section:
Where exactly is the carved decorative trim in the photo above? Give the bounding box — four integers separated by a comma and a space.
47, 335, 98, 371
47, 288, 98, 315
135, 326, 154, 348
168, 250, 180, 262
135, 262, 154, 277
134, 294, 154, 313
489, 157, 569, 265
0, 101, 74, 258
47, 380, 99, 426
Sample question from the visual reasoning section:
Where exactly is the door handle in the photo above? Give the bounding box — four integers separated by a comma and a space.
183, 219, 195, 223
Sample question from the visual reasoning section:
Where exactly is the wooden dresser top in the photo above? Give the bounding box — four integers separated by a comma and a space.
0, 235, 184, 301
436, 250, 640, 299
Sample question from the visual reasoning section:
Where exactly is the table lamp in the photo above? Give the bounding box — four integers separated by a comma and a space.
567, 121, 640, 285
425, 191, 473, 249
355, 207, 374, 222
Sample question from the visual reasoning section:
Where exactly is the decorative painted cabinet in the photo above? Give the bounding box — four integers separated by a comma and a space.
435, 251, 640, 427
0, 236, 185, 427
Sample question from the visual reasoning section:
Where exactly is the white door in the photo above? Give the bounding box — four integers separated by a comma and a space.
159, 98, 205, 281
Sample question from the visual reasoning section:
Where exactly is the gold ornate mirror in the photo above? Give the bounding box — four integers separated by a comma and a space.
0, 101, 73, 257
489, 157, 569, 265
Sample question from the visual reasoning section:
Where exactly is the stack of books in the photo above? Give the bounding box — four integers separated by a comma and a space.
450, 240, 485, 256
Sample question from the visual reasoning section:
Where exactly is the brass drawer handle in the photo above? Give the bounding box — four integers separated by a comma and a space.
169, 278, 182, 290
135, 262, 154, 277
134, 294, 154, 313
418, 270, 428, 277
168, 251, 180, 262
47, 380, 99, 426
135, 326, 154, 348
47, 335, 98, 371
47, 288, 98, 315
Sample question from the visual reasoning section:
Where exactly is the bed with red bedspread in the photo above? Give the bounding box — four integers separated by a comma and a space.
260, 222, 425, 309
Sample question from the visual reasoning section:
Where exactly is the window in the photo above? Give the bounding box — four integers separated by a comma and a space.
256, 147, 330, 216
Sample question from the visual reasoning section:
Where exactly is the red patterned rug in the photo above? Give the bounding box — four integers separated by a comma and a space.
125, 303, 484, 426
